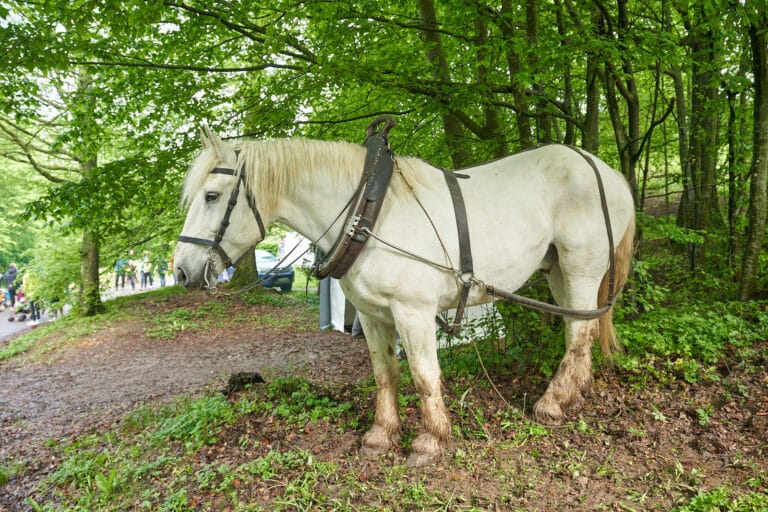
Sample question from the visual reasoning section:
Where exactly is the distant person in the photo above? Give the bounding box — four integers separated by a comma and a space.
155, 257, 169, 287
126, 259, 137, 290
23, 270, 41, 326
4, 263, 19, 307
114, 256, 128, 289
140, 252, 154, 289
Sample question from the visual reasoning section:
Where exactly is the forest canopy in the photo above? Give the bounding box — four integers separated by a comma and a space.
0, 0, 766, 313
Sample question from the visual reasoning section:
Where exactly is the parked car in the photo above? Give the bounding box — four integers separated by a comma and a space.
255, 249, 295, 292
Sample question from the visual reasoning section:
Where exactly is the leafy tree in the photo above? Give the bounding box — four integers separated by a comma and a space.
1, 0, 767, 307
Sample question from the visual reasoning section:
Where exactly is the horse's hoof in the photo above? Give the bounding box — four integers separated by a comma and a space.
406, 433, 444, 467
533, 396, 564, 425
358, 443, 389, 459
406, 450, 441, 467
359, 427, 396, 459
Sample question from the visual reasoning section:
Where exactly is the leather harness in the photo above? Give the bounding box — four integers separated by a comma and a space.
314, 117, 397, 279
314, 116, 477, 333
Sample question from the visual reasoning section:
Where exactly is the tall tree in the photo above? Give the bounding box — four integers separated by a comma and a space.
738, 6, 768, 300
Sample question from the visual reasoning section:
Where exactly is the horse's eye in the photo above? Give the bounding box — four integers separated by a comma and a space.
205, 192, 220, 203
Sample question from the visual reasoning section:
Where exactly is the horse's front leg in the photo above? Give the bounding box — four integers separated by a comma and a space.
396, 312, 451, 467
357, 314, 401, 458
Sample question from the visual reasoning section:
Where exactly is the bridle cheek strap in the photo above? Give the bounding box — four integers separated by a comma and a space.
177, 165, 265, 269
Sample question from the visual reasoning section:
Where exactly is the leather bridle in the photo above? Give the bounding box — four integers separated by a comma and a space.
177, 161, 266, 269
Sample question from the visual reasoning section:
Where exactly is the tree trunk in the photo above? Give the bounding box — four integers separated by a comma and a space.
583, 55, 601, 153
417, 0, 470, 167
739, 13, 768, 300
500, 0, 533, 149
474, 12, 507, 158
676, 6, 723, 270
79, 156, 105, 316
727, 86, 749, 269
560, 0, 600, 152
229, 247, 258, 289
597, 0, 640, 203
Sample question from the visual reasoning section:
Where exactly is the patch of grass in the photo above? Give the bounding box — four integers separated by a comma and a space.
1, 287, 192, 361
237, 376, 355, 427
150, 395, 235, 452
0, 459, 26, 486
36, 376, 360, 510
240, 289, 297, 307
240, 449, 311, 480
616, 300, 768, 385
0, 330, 42, 361
145, 307, 198, 339
672, 487, 768, 511
144, 295, 237, 339
0, 308, 123, 361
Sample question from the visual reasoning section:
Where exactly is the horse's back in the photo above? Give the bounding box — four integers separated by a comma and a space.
454, 145, 633, 285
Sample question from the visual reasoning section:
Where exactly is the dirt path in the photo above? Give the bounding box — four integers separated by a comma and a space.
0, 293, 371, 509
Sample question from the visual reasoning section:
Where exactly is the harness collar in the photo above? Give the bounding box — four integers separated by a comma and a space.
314, 116, 397, 279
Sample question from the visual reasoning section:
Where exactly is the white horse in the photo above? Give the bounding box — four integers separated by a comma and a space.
174, 127, 636, 466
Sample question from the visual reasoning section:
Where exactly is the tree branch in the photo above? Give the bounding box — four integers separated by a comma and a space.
69, 60, 304, 73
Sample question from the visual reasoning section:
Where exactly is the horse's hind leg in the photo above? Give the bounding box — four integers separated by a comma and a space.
535, 264, 600, 424
358, 314, 401, 458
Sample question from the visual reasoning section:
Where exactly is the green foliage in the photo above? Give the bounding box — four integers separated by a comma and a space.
0, 459, 26, 486
240, 289, 296, 308
617, 301, 768, 383
22, 231, 80, 307
237, 376, 354, 427
0, 159, 46, 267
150, 395, 235, 452
640, 213, 706, 245
240, 449, 311, 480
672, 487, 768, 512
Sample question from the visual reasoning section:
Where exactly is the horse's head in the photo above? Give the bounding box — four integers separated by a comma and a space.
174, 126, 265, 288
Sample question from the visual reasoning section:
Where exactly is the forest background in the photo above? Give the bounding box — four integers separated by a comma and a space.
0, 0, 767, 316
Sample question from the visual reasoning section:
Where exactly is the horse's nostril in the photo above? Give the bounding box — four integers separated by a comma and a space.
175, 267, 187, 286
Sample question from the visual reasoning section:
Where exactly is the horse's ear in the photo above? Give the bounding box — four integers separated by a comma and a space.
200, 123, 221, 151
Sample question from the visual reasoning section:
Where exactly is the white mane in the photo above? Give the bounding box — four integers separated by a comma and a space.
182, 137, 432, 211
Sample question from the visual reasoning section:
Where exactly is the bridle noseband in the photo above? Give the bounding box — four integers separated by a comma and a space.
177, 161, 266, 269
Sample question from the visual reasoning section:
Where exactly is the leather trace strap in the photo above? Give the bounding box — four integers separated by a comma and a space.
314, 116, 396, 279
177, 161, 266, 269
436, 168, 474, 336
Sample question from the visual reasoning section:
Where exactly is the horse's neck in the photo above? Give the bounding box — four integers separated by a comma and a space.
268, 149, 363, 253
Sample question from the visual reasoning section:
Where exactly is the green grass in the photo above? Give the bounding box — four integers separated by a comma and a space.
33, 376, 363, 511
21, 365, 768, 511
672, 487, 768, 512
616, 300, 768, 385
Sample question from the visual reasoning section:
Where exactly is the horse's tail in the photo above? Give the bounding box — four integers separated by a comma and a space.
597, 215, 636, 363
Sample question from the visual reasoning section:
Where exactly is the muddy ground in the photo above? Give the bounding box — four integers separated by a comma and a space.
0, 289, 766, 510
